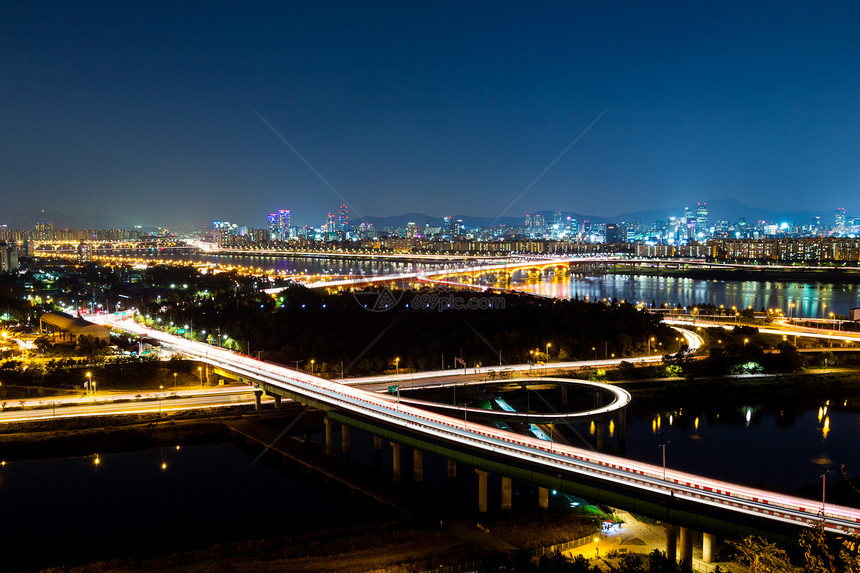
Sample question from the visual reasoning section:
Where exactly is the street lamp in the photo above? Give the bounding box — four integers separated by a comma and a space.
545, 342, 551, 362
310, 359, 315, 375
395, 357, 400, 375
659, 441, 670, 480
173, 372, 177, 389
648, 337, 655, 356
592, 346, 597, 361
198, 366, 203, 384
86, 371, 92, 396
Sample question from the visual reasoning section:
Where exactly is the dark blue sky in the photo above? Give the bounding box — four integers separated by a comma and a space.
2, 1, 858, 229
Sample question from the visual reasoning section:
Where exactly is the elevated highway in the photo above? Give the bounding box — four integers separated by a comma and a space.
90, 314, 860, 542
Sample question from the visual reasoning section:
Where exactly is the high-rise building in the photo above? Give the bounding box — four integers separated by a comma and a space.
835, 208, 847, 231
212, 221, 238, 246
338, 204, 349, 234
34, 221, 54, 240
0, 241, 18, 272
277, 209, 291, 235
605, 223, 620, 244
696, 203, 709, 235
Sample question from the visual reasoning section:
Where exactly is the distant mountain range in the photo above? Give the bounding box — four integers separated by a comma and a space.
2, 198, 839, 233
363, 198, 834, 229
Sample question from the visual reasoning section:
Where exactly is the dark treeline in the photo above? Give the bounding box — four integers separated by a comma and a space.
143, 286, 679, 377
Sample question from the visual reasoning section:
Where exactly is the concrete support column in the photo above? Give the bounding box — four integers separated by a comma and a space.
475, 469, 489, 513
595, 421, 605, 452
391, 442, 402, 484
413, 449, 423, 483
538, 487, 549, 510
273, 395, 282, 409
324, 418, 333, 455
561, 384, 568, 405
254, 390, 263, 411
341, 424, 350, 456
679, 527, 693, 563
501, 476, 512, 514
594, 390, 603, 408
447, 459, 457, 479
618, 408, 627, 442
373, 435, 383, 470
665, 524, 677, 561
702, 532, 716, 563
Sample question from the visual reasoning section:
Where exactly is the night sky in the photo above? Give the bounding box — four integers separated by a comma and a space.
2, 1, 858, 229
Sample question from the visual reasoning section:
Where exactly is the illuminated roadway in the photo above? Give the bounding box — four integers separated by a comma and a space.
89, 313, 860, 537
0, 389, 264, 424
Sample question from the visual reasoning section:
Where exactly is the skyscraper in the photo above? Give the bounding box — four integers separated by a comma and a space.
835, 207, 847, 232
268, 209, 291, 240
338, 204, 349, 235
696, 203, 709, 239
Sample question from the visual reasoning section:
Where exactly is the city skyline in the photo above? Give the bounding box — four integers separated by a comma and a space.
3, 2, 859, 228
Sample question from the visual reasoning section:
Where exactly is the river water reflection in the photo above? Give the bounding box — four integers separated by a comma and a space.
0, 442, 386, 571
621, 396, 860, 493
513, 275, 860, 318
138, 252, 860, 316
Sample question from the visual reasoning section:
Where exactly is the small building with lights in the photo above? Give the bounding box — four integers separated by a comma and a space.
39, 312, 111, 343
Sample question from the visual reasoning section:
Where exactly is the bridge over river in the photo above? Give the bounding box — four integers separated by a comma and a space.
90, 314, 860, 564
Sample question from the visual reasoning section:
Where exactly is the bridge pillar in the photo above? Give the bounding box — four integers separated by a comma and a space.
501, 476, 512, 514
538, 487, 549, 510
617, 408, 627, 443
374, 435, 383, 470
594, 390, 603, 408
665, 524, 677, 561
341, 424, 350, 456
475, 469, 489, 513
391, 442, 402, 484
254, 390, 263, 411
561, 384, 568, 405
413, 449, 423, 483
702, 532, 716, 563
324, 418, 334, 455
679, 527, 693, 562
273, 395, 282, 409
595, 421, 605, 452
447, 459, 457, 479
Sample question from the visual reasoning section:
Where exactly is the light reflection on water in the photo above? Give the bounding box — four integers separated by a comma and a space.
629, 399, 860, 491
133, 252, 860, 316
511, 274, 860, 316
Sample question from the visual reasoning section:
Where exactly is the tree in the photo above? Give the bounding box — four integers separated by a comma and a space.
34, 334, 55, 354
730, 535, 798, 572
798, 520, 860, 573
75, 335, 109, 361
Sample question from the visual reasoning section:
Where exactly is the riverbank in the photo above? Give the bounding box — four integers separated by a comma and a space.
619, 369, 860, 405
34, 512, 601, 573
608, 264, 860, 284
